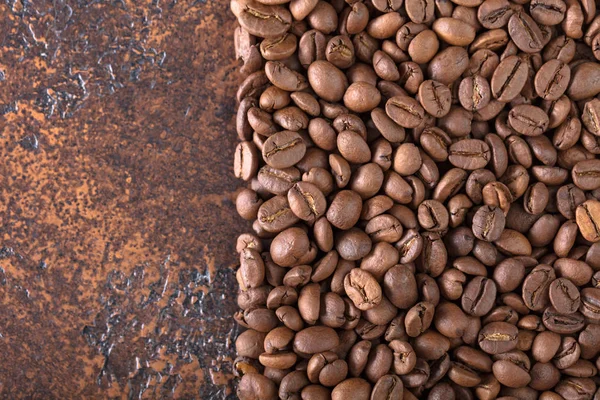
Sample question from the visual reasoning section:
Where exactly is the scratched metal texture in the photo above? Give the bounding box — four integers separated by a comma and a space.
0, 1, 242, 398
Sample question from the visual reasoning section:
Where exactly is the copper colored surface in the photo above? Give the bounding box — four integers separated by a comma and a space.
0, 1, 241, 398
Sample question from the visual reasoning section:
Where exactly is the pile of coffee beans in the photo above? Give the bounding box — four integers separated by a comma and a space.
230, 0, 600, 398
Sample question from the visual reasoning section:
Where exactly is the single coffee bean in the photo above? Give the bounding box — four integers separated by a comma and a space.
428, 47, 469, 85
542, 306, 585, 334
385, 96, 425, 129
534, 59, 571, 100
523, 182, 549, 215
344, 268, 382, 311
478, 322, 519, 354
449, 139, 491, 170
530, 0, 566, 25
405, 301, 435, 337
555, 377, 597, 400
580, 287, 600, 322
448, 362, 482, 387
405, 0, 435, 23
492, 359, 532, 389
508, 105, 549, 136
371, 375, 403, 400
508, 12, 544, 53
408, 30, 440, 64
393, 143, 422, 176
576, 200, 600, 242
458, 75, 491, 111
472, 205, 505, 242
331, 378, 371, 400
462, 276, 497, 316
477, 0, 513, 28
549, 277, 581, 314
367, 12, 406, 39
418, 200, 449, 232
400, 358, 430, 388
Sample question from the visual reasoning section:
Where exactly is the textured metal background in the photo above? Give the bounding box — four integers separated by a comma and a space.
0, 1, 241, 398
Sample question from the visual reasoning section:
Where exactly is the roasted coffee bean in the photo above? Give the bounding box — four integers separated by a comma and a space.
478, 322, 519, 354
535, 59, 571, 100
462, 276, 497, 316
472, 205, 505, 242
542, 306, 585, 334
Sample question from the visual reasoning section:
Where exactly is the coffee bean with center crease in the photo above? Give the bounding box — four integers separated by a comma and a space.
462, 276, 497, 316
508, 105, 549, 136
344, 268, 382, 311
385, 96, 425, 129
478, 322, 519, 354
579, 287, 600, 322
449, 139, 491, 170
576, 200, 600, 242
458, 75, 492, 111
472, 205, 505, 241
508, 12, 544, 53
549, 277, 581, 314
238, 1, 292, 39
534, 59, 571, 101
258, 195, 299, 232
418, 200, 449, 232
262, 130, 307, 169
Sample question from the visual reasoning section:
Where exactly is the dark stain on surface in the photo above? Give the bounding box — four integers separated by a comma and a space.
0, 1, 242, 398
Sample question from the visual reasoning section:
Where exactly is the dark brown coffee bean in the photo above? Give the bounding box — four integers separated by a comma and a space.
478, 322, 519, 354
542, 306, 585, 334
405, 301, 435, 337
448, 362, 482, 388
508, 105, 549, 136
534, 60, 571, 101
490, 55, 528, 103
577, 200, 600, 243
435, 301, 469, 338
238, 1, 292, 38
307, 60, 348, 102
405, 0, 435, 24
580, 287, 600, 322
238, 373, 278, 400
433, 17, 476, 46
523, 182, 549, 215
472, 205, 505, 242
335, 228, 372, 262
331, 378, 371, 400
492, 358, 531, 389
428, 47, 469, 85
477, 0, 513, 28
327, 190, 362, 230
367, 12, 406, 39
408, 30, 440, 64
449, 139, 491, 170
462, 276, 497, 316
549, 277, 581, 315
385, 96, 425, 129
371, 375, 403, 400
417, 200, 449, 232
400, 358, 430, 388
344, 268, 382, 311
508, 12, 544, 53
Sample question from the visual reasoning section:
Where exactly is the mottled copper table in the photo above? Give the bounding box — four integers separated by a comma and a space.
0, 1, 242, 398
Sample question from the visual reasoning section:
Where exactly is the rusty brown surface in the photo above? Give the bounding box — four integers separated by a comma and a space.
0, 1, 243, 398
